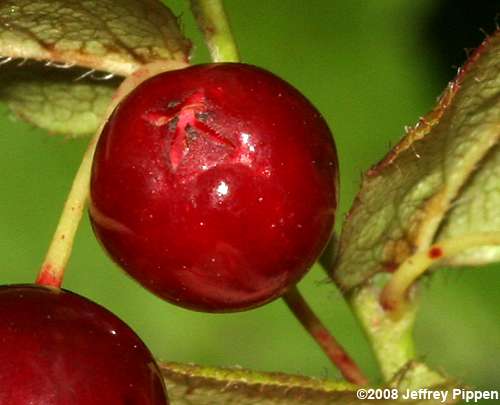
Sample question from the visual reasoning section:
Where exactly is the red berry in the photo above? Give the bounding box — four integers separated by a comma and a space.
90, 63, 338, 312
0, 284, 168, 404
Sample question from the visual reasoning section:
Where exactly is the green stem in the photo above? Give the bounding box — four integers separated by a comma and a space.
324, 236, 448, 385
348, 276, 417, 382
348, 276, 446, 388
190, 0, 240, 62
36, 135, 98, 287
283, 286, 368, 385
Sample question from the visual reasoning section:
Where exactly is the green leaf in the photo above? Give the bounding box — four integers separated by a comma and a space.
333, 30, 500, 291
160, 362, 460, 404
161, 362, 352, 405
0, 0, 191, 136
0, 63, 119, 137
435, 143, 500, 265
0, 0, 190, 75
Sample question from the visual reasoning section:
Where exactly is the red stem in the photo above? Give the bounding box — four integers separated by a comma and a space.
283, 286, 368, 385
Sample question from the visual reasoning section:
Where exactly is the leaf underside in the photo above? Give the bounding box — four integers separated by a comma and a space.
436, 141, 500, 265
0, 61, 120, 137
334, 30, 500, 290
0, 0, 191, 136
160, 362, 458, 405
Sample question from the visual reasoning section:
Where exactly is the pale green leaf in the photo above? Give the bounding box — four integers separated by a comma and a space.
0, 62, 119, 137
0, 0, 191, 136
333, 31, 500, 291
160, 362, 459, 404
435, 143, 500, 265
0, 0, 190, 75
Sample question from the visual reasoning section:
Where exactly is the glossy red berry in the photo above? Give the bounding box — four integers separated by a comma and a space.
0, 284, 168, 405
90, 63, 338, 312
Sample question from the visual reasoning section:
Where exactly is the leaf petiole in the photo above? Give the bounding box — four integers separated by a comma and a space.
380, 232, 500, 318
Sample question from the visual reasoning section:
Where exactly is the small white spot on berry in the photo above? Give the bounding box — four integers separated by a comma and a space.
216, 181, 229, 197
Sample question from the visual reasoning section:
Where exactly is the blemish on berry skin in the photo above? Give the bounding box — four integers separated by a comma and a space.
167, 116, 179, 132
428, 246, 443, 259
184, 124, 199, 143
167, 100, 181, 109
195, 111, 210, 122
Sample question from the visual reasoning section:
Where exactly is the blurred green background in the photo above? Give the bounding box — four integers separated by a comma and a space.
0, 0, 498, 395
